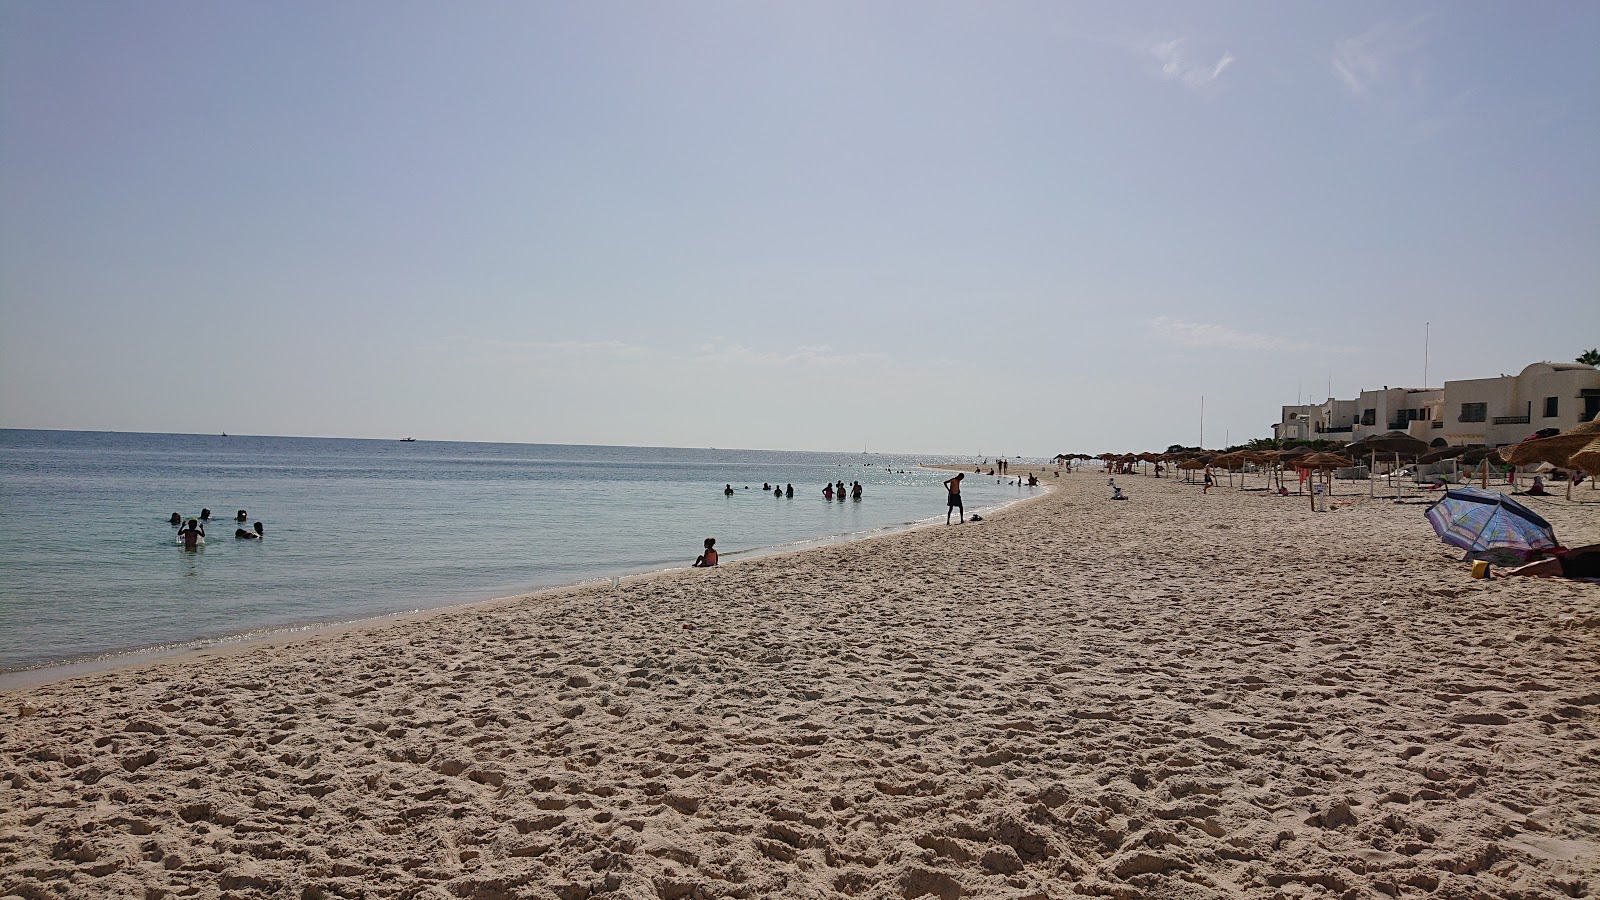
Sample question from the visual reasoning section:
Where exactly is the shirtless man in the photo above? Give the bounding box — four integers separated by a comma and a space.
944, 473, 964, 524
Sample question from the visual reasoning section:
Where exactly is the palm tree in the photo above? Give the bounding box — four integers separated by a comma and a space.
1579, 349, 1600, 366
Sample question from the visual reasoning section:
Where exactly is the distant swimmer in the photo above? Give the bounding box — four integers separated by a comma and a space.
236, 509, 248, 522
822, 483, 834, 500
692, 538, 718, 567
179, 518, 205, 549
762, 483, 771, 491
236, 521, 264, 539
944, 473, 964, 524
774, 486, 782, 497
169, 512, 182, 526
724, 484, 735, 496
200, 508, 212, 522
785, 483, 793, 498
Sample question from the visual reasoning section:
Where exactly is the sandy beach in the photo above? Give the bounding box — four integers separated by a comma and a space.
2, 469, 1597, 899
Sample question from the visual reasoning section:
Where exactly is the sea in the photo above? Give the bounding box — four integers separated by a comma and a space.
0, 430, 1034, 678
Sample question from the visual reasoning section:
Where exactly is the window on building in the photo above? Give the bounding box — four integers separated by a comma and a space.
1460, 402, 1487, 423
1544, 396, 1558, 418
1361, 409, 1375, 426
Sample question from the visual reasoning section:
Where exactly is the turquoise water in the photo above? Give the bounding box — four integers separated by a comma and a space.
0, 430, 1033, 672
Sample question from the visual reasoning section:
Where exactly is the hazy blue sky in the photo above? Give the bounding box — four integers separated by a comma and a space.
3, 2, 1596, 454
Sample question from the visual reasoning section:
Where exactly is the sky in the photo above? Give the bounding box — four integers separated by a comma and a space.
2, 2, 1597, 455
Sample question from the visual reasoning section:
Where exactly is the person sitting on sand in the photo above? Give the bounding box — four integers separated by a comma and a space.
169, 512, 182, 526
1527, 476, 1549, 496
179, 518, 205, 549
724, 484, 734, 496
1503, 544, 1600, 580
236, 509, 248, 522
1109, 480, 1127, 501
944, 473, 964, 524
692, 538, 718, 567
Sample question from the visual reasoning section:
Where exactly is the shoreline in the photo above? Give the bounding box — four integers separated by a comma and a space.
0, 476, 1050, 693
3, 469, 1594, 898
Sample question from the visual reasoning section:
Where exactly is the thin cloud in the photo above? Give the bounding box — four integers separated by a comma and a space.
1150, 316, 1358, 353
692, 341, 886, 368
1149, 38, 1236, 91
447, 337, 648, 358
1332, 19, 1424, 98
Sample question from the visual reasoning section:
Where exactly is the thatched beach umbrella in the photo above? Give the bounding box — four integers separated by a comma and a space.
1418, 446, 1469, 464
1499, 420, 1600, 469
1500, 421, 1600, 498
1568, 437, 1600, 479
1348, 430, 1430, 497
1293, 452, 1350, 507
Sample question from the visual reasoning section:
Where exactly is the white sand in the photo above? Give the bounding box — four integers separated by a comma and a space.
2, 469, 1597, 899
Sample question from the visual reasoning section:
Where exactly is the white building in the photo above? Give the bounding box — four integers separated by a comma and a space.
1437, 362, 1600, 447
1271, 362, 1600, 448
1352, 387, 1443, 443
1271, 398, 1358, 442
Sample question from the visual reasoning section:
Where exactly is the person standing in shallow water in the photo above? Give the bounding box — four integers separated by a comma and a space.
179, 518, 205, 549
944, 473, 964, 524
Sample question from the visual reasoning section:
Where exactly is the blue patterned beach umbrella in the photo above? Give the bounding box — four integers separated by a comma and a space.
1424, 487, 1557, 562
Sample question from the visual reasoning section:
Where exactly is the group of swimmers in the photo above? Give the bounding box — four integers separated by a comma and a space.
168, 508, 265, 550
822, 480, 864, 501
721, 481, 867, 500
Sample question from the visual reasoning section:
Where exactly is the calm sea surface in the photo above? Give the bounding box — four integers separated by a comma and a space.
0, 430, 1034, 673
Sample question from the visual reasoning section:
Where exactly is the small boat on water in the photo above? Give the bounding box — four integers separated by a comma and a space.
400, 437, 417, 442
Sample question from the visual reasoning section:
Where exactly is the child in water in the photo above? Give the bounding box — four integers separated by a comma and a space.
179, 518, 205, 549
692, 538, 718, 567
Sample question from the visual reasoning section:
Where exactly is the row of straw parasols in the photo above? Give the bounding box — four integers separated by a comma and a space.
1496, 420, 1600, 499
1076, 419, 1600, 502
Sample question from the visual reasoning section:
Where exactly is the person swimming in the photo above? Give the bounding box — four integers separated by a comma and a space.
692, 537, 718, 567
236, 509, 248, 522
200, 508, 212, 522
169, 512, 182, 526
822, 483, 834, 500
724, 484, 735, 496
179, 518, 205, 549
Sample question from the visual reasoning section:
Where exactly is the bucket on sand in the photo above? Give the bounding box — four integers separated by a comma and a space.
1471, 560, 1492, 579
